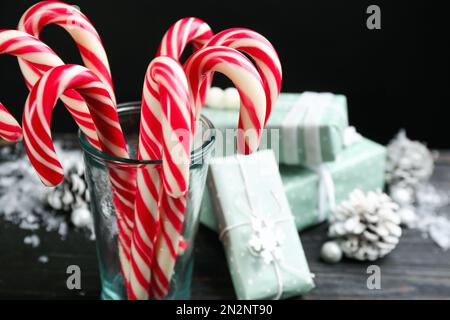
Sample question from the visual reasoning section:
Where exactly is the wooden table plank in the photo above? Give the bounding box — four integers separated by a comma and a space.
1, 142, 449, 299
192, 224, 450, 300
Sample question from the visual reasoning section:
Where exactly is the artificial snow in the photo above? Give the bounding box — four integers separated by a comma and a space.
24, 234, 40, 248
71, 207, 93, 229
38, 255, 49, 264
0, 143, 94, 240
398, 183, 450, 250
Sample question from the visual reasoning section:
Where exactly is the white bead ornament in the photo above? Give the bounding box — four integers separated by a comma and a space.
320, 241, 343, 264
205, 87, 241, 109
205, 86, 224, 109
222, 87, 240, 109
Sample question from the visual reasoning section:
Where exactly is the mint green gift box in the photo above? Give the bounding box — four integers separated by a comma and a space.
282, 138, 386, 230
201, 138, 386, 232
207, 150, 315, 300
202, 91, 348, 166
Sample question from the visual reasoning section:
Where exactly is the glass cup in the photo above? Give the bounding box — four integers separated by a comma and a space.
79, 102, 215, 300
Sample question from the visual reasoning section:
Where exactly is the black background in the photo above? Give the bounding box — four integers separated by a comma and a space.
0, 0, 448, 147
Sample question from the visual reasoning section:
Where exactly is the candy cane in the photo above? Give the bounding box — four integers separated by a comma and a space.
150, 192, 188, 299
184, 46, 266, 154
129, 56, 192, 300
17, 1, 116, 104
157, 17, 214, 107
0, 103, 22, 142
149, 46, 266, 299
17, 2, 138, 277
205, 28, 282, 124
131, 18, 210, 299
157, 17, 213, 59
21, 64, 133, 286
0, 29, 100, 148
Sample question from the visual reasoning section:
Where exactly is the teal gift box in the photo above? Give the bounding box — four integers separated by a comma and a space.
201, 137, 386, 232
202, 91, 348, 166
282, 138, 386, 230
207, 150, 315, 300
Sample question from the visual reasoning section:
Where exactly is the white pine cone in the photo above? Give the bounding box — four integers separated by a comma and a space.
329, 189, 402, 261
47, 161, 90, 212
386, 130, 434, 190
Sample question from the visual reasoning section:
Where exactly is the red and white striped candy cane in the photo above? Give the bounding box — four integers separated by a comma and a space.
157, 17, 213, 59
0, 29, 100, 148
21, 64, 133, 284
2, 28, 134, 284
128, 18, 213, 299
184, 46, 267, 154
149, 46, 266, 299
205, 28, 282, 124
17, 1, 116, 105
150, 192, 188, 299
18, 2, 138, 276
157, 17, 214, 111
0, 103, 22, 142
21, 64, 127, 185
129, 56, 192, 300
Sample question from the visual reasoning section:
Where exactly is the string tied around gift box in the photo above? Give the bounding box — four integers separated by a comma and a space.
281, 92, 338, 165
281, 89, 361, 166
314, 164, 336, 222
219, 155, 303, 300
308, 126, 362, 221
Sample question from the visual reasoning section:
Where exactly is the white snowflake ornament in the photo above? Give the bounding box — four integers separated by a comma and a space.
247, 216, 284, 264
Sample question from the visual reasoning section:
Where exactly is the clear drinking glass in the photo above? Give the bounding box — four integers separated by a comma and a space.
79, 102, 215, 300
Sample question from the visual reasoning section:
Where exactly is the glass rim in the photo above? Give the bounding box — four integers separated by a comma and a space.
78, 101, 216, 166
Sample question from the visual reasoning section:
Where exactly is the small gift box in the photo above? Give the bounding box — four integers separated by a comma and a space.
201, 137, 386, 232
202, 91, 349, 166
206, 150, 315, 300
282, 137, 386, 230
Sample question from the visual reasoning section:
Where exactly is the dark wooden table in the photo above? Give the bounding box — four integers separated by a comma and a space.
1, 145, 450, 300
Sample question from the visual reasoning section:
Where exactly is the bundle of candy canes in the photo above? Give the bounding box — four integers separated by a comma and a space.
0, 1, 282, 299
